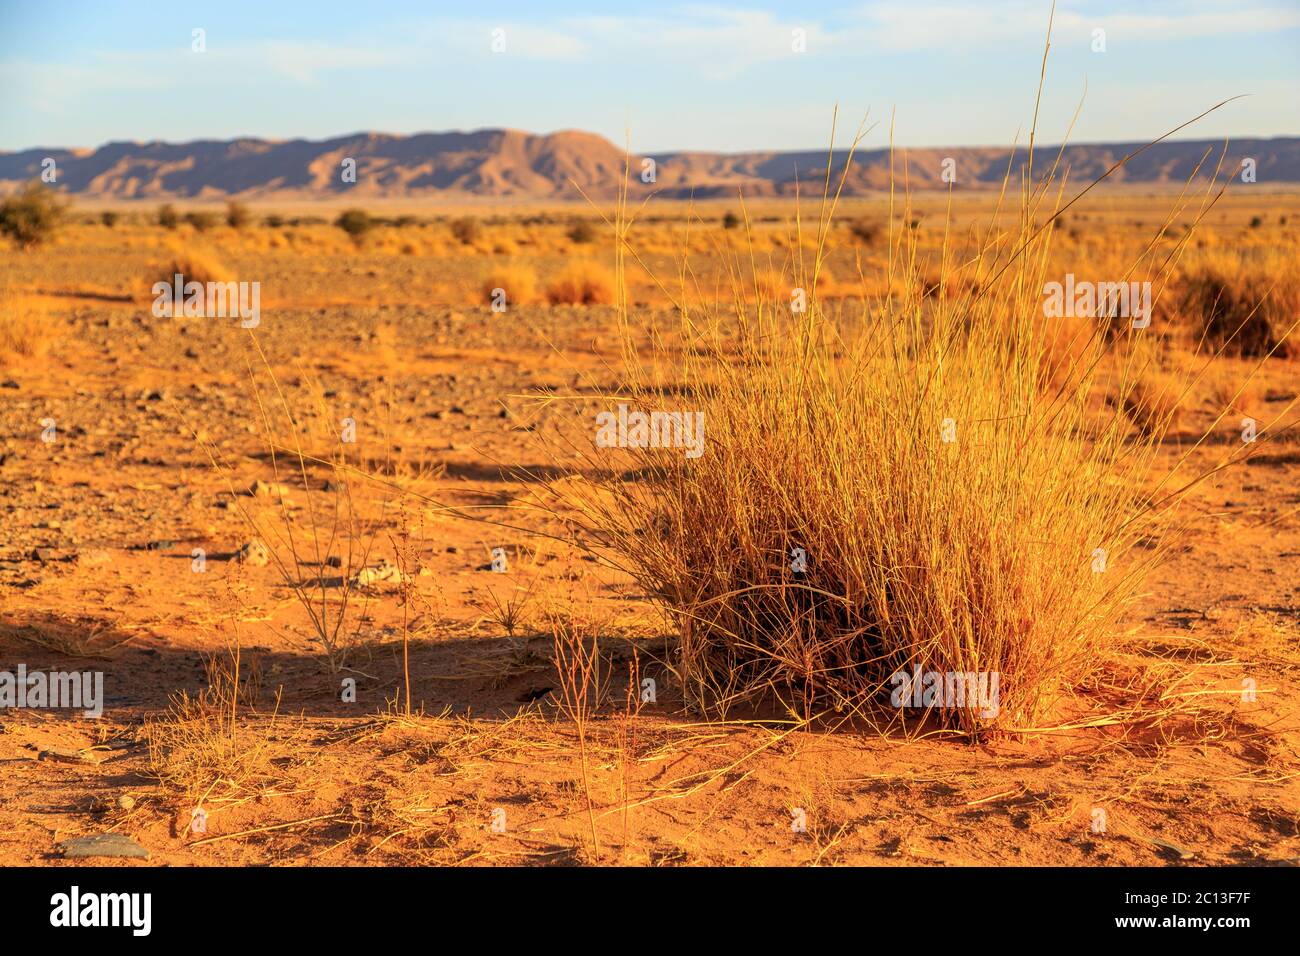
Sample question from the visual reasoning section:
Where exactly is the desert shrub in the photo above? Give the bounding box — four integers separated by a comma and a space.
552, 196, 1183, 733
450, 216, 480, 245
752, 268, 785, 300
812, 262, 835, 290
567, 219, 598, 244
156, 251, 229, 285
0, 293, 54, 364
722, 211, 741, 230
148, 250, 232, 312
545, 261, 615, 305
1118, 368, 1186, 436
848, 219, 882, 244
480, 264, 539, 307
264, 214, 284, 228
144, 647, 286, 804
1176, 264, 1297, 358
157, 204, 179, 228
100, 210, 119, 228
335, 208, 374, 242
742, 263, 834, 301
394, 215, 418, 228
1249, 216, 1263, 229
1203, 366, 1260, 419
0, 181, 68, 247
1038, 313, 1101, 395
186, 210, 218, 232
226, 201, 252, 229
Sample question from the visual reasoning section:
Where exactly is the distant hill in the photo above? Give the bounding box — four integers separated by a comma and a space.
2, 129, 1296, 200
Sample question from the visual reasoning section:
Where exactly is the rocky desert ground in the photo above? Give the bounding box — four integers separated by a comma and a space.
0, 188, 1297, 868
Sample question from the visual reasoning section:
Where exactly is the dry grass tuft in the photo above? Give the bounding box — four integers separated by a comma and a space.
0, 293, 56, 366
145, 644, 295, 806
1176, 261, 1298, 358
481, 263, 539, 307
541, 139, 1200, 735
545, 260, 616, 305
1119, 369, 1186, 437
1203, 366, 1261, 419
148, 248, 234, 308
1038, 313, 1101, 395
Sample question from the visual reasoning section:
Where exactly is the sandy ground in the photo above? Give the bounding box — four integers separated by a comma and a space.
1, 208, 1298, 867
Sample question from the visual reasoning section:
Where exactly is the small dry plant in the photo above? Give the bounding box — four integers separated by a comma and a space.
470, 546, 543, 640
186, 339, 411, 672
0, 289, 56, 366
548, 603, 609, 861
1175, 253, 1298, 358
145, 635, 289, 810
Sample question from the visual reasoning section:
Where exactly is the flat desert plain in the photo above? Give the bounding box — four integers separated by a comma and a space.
0, 189, 1297, 866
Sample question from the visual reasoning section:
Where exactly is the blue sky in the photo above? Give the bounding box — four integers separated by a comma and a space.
1, 1, 1296, 152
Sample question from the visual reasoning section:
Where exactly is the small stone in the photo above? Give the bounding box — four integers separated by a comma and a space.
235, 539, 270, 567
351, 558, 406, 588
59, 833, 149, 860
30, 547, 54, 563
326, 555, 342, 568
248, 480, 294, 498
39, 747, 98, 764
117, 795, 136, 810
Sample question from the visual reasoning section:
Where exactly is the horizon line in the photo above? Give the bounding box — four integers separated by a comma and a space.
4, 128, 1298, 158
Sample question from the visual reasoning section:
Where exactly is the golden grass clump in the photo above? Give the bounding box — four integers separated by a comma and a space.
545, 260, 615, 305
1038, 313, 1101, 395
0, 293, 55, 365
481, 263, 539, 307
547, 162, 1187, 735
1175, 259, 1298, 358
148, 248, 233, 305
751, 267, 787, 301
145, 645, 288, 804
1203, 365, 1261, 419
1118, 368, 1186, 437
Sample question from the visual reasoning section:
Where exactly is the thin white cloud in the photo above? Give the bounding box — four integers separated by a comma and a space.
254, 41, 401, 84
567, 8, 822, 79
850, 1, 1300, 51
1090, 7, 1300, 38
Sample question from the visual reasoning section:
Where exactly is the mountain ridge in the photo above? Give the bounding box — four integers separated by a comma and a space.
3, 128, 1297, 200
